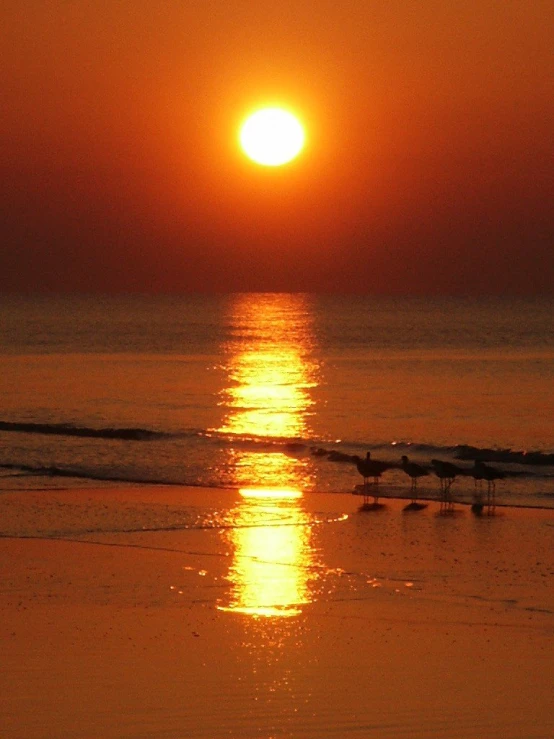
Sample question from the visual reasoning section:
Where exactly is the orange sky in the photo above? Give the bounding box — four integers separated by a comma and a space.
2, 1, 553, 294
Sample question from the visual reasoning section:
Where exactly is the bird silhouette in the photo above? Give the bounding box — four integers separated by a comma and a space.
354, 451, 390, 507
431, 459, 462, 512
400, 455, 429, 504
472, 460, 505, 514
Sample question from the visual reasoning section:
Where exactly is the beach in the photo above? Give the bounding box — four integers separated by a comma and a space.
1, 484, 552, 738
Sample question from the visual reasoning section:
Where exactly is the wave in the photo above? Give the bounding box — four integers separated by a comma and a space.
307, 442, 554, 479
366, 441, 554, 468
0, 420, 171, 441
312, 441, 554, 464
453, 445, 554, 466
7, 418, 550, 468
1, 431, 553, 496
201, 430, 554, 473
0, 462, 184, 487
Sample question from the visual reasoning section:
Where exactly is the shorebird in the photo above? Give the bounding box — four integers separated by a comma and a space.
472, 460, 505, 514
431, 459, 462, 512
400, 455, 429, 504
354, 451, 390, 507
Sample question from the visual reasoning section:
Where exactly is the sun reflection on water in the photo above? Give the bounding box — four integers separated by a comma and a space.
218, 488, 316, 617
216, 293, 319, 491
220, 343, 313, 439
214, 295, 321, 617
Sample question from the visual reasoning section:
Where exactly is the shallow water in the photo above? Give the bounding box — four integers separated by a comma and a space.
1, 294, 553, 507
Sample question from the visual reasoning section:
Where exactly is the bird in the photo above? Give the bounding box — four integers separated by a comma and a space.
400, 455, 429, 504
472, 460, 505, 514
431, 459, 462, 512
469, 459, 486, 510
354, 451, 390, 507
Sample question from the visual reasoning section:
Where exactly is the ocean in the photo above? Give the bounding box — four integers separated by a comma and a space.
1, 293, 553, 509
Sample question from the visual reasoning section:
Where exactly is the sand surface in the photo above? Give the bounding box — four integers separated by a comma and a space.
1, 486, 553, 738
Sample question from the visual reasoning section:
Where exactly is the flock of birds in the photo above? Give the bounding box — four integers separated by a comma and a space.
354, 451, 505, 515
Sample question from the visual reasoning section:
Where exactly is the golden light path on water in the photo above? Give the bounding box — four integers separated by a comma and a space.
217, 293, 319, 490
218, 488, 315, 618
215, 294, 321, 617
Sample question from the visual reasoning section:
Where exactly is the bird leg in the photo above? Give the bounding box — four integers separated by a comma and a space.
440, 478, 454, 512
372, 479, 379, 506
487, 480, 496, 515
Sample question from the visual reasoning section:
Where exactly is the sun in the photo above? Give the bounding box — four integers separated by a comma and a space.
239, 107, 305, 167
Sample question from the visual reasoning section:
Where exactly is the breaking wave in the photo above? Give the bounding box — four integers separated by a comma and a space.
0, 420, 172, 441
0, 462, 186, 486
452, 444, 554, 466
2, 420, 553, 467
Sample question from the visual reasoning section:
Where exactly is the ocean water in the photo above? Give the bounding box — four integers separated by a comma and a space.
1, 293, 553, 508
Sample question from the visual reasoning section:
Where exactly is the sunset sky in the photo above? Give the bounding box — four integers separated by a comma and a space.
2, 1, 553, 294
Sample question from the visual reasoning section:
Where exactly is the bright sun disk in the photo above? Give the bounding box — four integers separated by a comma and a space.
239, 107, 305, 166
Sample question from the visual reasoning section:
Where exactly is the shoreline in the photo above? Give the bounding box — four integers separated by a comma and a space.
2, 478, 554, 513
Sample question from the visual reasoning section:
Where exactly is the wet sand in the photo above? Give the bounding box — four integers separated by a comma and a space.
1, 486, 553, 738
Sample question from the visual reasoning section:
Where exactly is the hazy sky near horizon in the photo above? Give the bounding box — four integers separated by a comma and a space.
2, 1, 553, 294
